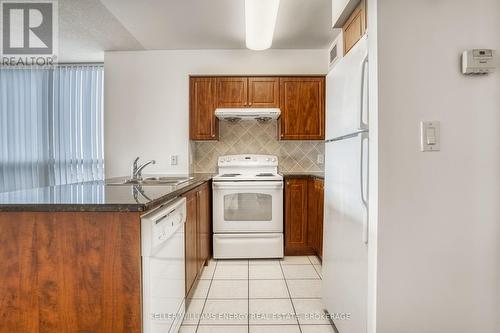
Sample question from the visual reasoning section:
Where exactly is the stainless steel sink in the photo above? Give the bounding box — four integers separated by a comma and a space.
108, 176, 194, 186
142, 176, 194, 185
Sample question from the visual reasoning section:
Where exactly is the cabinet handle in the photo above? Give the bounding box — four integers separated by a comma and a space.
211, 119, 215, 138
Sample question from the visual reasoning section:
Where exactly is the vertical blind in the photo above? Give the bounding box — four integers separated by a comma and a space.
0, 65, 104, 193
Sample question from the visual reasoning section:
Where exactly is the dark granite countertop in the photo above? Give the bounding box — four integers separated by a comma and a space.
281, 172, 324, 180
0, 174, 213, 212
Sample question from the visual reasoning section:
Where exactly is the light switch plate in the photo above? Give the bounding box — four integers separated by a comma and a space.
421, 121, 440, 152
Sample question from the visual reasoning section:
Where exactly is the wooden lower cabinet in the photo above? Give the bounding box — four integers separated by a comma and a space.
0, 181, 213, 333
285, 178, 311, 255
197, 182, 211, 272
183, 182, 212, 297
0, 212, 142, 333
184, 190, 199, 296
284, 177, 324, 257
307, 178, 325, 258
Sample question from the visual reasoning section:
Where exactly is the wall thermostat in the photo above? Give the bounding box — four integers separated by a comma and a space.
462, 49, 496, 75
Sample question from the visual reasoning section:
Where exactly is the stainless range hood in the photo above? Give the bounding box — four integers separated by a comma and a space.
215, 108, 281, 122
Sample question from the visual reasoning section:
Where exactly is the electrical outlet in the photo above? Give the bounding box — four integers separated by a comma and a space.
317, 154, 324, 164
170, 155, 178, 165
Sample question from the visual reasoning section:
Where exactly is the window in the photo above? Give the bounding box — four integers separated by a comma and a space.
0, 65, 104, 192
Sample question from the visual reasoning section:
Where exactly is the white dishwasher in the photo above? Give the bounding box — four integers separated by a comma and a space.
142, 197, 186, 333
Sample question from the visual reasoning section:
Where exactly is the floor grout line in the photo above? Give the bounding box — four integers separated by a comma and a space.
184, 258, 324, 332
247, 259, 250, 332
279, 260, 303, 333
194, 260, 218, 333
308, 255, 323, 280
192, 297, 323, 300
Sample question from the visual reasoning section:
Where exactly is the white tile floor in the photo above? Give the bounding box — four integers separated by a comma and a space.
180, 256, 335, 333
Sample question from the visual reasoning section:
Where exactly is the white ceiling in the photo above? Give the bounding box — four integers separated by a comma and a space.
58, 0, 335, 61
59, 0, 143, 62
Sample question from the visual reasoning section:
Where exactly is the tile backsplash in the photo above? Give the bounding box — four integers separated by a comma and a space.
192, 121, 325, 173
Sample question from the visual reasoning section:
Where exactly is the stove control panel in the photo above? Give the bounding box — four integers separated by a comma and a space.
218, 154, 278, 167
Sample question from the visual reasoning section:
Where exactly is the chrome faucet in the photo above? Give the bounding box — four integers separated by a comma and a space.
131, 157, 156, 180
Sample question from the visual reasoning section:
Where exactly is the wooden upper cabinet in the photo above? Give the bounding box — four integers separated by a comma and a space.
216, 77, 248, 108
189, 75, 325, 141
190, 77, 218, 140
343, 0, 366, 55
217, 77, 279, 108
279, 77, 325, 140
248, 77, 279, 108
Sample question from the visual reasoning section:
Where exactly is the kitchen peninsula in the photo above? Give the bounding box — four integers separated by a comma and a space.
0, 175, 212, 333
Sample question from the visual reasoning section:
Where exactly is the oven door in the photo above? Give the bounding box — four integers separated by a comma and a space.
212, 181, 283, 233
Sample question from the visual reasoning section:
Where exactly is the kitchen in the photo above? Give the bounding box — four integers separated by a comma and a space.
0, 0, 499, 333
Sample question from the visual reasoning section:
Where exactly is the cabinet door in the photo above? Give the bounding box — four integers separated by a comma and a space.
216, 77, 248, 108
343, 1, 366, 55
285, 178, 314, 255
307, 178, 324, 258
279, 77, 325, 140
197, 182, 211, 270
248, 77, 279, 108
190, 77, 218, 140
184, 190, 198, 296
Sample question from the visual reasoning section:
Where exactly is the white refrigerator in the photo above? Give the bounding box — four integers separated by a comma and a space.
322, 35, 369, 333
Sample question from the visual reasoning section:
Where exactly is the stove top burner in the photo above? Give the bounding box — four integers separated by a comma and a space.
213, 172, 283, 182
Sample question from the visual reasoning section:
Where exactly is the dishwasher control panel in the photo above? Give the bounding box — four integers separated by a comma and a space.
154, 209, 184, 242
141, 197, 187, 255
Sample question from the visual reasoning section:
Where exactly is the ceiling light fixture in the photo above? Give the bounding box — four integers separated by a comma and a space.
245, 0, 280, 51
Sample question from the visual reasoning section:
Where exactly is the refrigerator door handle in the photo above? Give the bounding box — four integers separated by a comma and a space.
325, 129, 368, 143
360, 55, 369, 130
360, 132, 369, 244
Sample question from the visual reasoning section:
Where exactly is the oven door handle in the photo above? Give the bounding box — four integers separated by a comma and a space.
212, 181, 284, 190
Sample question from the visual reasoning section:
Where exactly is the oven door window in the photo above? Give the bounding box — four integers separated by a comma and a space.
224, 193, 272, 221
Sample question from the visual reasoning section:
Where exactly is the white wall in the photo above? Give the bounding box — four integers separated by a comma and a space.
372, 0, 500, 332
104, 49, 327, 177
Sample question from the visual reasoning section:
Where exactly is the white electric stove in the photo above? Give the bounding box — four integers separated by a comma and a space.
212, 154, 284, 259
